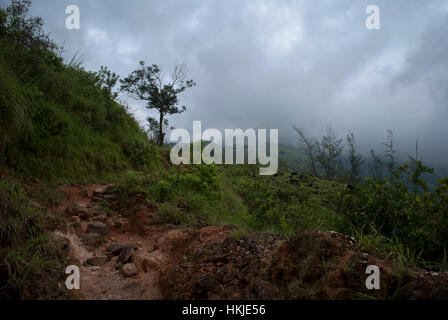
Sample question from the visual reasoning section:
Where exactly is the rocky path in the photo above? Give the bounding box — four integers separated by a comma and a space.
51, 184, 235, 300
52, 184, 170, 299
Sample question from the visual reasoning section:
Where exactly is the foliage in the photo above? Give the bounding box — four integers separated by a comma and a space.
0, 178, 68, 299
120, 61, 195, 145
336, 162, 448, 263
346, 131, 364, 182
93, 66, 119, 100
317, 126, 344, 180
115, 163, 247, 228
292, 125, 319, 176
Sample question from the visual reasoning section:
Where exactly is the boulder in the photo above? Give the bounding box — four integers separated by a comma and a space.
85, 256, 108, 266
81, 232, 104, 247
87, 222, 109, 235
116, 245, 134, 265
121, 263, 139, 277
106, 243, 139, 255
94, 187, 107, 195
92, 214, 108, 222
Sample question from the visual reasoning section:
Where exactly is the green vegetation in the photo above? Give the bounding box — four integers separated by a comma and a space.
115, 164, 250, 228
0, 177, 68, 299
114, 159, 342, 236
336, 163, 448, 265
120, 61, 195, 145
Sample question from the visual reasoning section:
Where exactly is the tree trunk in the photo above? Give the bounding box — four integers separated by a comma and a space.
158, 112, 164, 146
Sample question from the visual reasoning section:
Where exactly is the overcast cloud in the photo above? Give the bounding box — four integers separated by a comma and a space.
19, 0, 448, 166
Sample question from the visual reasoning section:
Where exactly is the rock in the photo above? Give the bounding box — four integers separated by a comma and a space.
81, 232, 104, 247
92, 214, 108, 222
70, 216, 81, 223
94, 187, 107, 195
131, 254, 157, 273
89, 266, 100, 272
87, 222, 109, 235
85, 256, 107, 266
78, 209, 91, 220
121, 263, 139, 277
75, 202, 87, 209
106, 243, 139, 255
117, 245, 135, 265
91, 205, 103, 211
145, 257, 161, 271
131, 254, 146, 272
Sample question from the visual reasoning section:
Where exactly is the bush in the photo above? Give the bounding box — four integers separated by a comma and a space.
0, 178, 68, 299
336, 163, 448, 263
122, 139, 159, 169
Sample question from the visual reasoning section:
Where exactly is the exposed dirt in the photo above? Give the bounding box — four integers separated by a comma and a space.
51, 184, 448, 300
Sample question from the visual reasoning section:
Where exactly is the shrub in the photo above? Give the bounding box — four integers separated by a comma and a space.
336, 162, 448, 263
0, 178, 68, 299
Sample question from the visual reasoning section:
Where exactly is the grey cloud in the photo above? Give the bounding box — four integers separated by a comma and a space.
25, 0, 448, 167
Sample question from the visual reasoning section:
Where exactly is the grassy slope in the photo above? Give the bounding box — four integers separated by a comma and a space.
0, 42, 159, 185
278, 143, 308, 172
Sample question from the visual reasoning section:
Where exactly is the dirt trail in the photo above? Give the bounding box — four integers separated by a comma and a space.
51, 184, 164, 299
51, 184, 233, 300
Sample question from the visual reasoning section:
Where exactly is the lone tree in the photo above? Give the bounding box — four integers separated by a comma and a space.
346, 131, 364, 182
292, 125, 319, 177
317, 126, 344, 180
382, 129, 397, 181
120, 61, 195, 145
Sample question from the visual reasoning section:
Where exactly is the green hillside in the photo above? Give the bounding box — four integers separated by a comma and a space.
278, 143, 307, 172
0, 10, 159, 184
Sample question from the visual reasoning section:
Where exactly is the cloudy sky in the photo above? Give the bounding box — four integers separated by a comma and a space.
20, 0, 448, 165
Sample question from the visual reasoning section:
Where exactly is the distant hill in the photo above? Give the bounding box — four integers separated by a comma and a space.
278, 143, 307, 172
